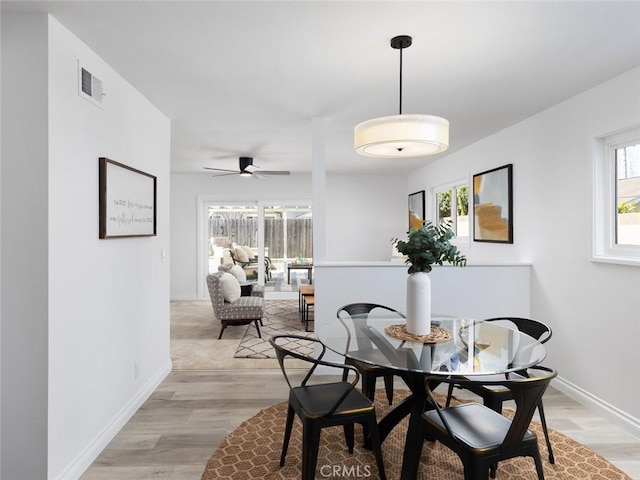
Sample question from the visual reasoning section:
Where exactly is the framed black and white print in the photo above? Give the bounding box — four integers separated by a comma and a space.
472, 164, 513, 243
408, 190, 425, 230
99, 157, 157, 239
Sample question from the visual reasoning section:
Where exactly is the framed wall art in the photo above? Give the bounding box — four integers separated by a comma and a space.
472, 164, 513, 243
408, 190, 425, 230
99, 157, 157, 238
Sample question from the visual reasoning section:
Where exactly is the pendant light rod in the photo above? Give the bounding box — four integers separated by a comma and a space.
391, 35, 412, 115
399, 46, 403, 114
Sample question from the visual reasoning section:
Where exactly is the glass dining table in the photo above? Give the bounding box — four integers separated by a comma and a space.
318, 310, 547, 480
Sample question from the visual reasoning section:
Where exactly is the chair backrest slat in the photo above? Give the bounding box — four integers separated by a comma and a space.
427, 365, 557, 450
484, 317, 552, 344
337, 303, 406, 319
269, 334, 363, 419
501, 366, 556, 448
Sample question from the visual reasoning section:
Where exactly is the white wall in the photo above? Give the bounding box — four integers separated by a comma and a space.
325, 175, 408, 261
1, 13, 50, 480
2, 14, 172, 480
409, 67, 640, 432
47, 17, 172, 479
315, 263, 531, 339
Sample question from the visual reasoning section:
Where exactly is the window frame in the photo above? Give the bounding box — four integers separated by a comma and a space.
433, 180, 470, 246
592, 126, 640, 266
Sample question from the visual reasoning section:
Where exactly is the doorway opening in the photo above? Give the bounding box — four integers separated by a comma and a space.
202, 201, 312, 300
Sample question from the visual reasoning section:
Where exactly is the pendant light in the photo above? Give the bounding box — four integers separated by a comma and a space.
354, 35, 449, 158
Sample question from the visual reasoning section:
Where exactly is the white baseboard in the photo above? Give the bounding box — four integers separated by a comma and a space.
553, 375, 640, 438
54, 359, 173, 480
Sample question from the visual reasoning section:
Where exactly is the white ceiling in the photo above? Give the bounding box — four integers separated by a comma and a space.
4, 1, 640, 175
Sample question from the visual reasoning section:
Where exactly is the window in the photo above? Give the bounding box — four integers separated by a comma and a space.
593, 127, 640, 265
434, 182, 469, 240
615, 143, 640, 244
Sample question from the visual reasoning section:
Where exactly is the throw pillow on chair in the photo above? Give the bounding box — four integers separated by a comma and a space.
241, 245, 255, 260
219, 272, 241, 302
234, 247, 249, 263
229, 265, 247, 282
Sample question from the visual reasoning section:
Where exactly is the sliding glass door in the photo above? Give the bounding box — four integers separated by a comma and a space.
263, 205, 313, 294
200, 200, 312, 299
206, 203, 258, 276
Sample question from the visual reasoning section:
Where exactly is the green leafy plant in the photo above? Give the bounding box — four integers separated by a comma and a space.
393, 221, 467, 274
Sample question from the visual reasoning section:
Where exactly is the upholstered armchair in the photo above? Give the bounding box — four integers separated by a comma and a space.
206, 272, 264, 339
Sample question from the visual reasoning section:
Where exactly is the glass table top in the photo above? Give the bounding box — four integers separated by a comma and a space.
318, 311, 547, 376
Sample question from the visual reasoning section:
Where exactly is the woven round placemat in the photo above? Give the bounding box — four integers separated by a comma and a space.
384, 324, 452, 343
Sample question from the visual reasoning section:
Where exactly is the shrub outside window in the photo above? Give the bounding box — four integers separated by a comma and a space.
435, 183, 469, 241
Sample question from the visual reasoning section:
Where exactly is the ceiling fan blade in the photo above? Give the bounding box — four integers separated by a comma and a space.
210, 172, 240, 178
203, 167, 238, 173
259, 171, 290, 175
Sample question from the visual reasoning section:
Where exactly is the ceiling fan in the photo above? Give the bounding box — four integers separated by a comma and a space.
203, 156, 290, 178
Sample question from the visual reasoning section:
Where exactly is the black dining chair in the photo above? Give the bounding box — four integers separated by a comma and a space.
337, 303, 405, 406
445, 317, 555, 466
269, 334, 387, 480
424, 365, 557, 480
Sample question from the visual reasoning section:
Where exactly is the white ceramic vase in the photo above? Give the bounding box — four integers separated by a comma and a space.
406, 271, 431, 336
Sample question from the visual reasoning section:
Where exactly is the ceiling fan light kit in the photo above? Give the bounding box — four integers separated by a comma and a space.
354, 35, 449, 158
204, 156, 290, 178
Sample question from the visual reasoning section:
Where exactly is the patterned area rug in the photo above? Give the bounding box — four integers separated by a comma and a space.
234, 299, 315, 359
201, 390, 632, 480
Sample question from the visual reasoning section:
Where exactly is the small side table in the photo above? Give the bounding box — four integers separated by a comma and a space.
287, 263, 313, 284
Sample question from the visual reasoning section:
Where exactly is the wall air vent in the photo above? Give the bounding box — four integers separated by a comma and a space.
78, 62, 104, 108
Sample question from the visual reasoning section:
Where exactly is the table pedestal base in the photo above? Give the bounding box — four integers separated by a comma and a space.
376, 372, 440, 480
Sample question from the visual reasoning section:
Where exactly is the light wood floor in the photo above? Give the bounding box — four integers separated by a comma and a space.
80, 369, 640, 480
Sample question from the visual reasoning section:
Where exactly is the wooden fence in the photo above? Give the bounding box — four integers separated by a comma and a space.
209, 217, 313, 258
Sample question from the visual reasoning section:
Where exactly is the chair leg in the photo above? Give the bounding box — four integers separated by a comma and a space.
253, 319, 262, 338
218, 323, 227, 340
301, 422, 322, 480
532, 448, 545, 480
484, 396, 503, 413
366, 415, 387, 480
361, 372, 376, 402
358, 373, 377, 449
383, 374, 394, 405
537, 401, 555, 464
343, 423, 355, 454
280, 405, 295, 466
445, 383, 455, 407
464, 459, 490, 480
